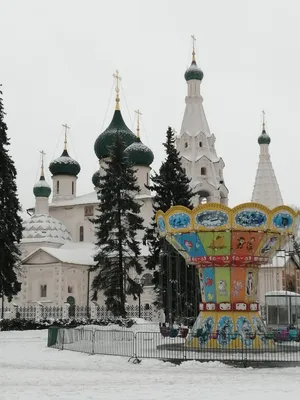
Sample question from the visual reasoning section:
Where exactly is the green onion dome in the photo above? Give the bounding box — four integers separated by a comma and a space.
124, 137, 154, 167
92, 170, 101, 187
49, 149, 81, 177
94, 109, 137, 160
184, 60, 204, 82
33, 175, 51, 198
258, 128, 271, 145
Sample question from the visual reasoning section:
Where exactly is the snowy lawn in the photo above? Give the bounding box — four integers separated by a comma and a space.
1, 330, 300, 400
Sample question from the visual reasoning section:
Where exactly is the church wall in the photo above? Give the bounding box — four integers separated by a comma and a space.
135, 166, 151, 196
51, 175, 78, 201
50, 204, 96, 243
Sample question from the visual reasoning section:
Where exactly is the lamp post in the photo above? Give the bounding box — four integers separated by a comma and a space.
135, 277, 145, 318
87, 269, 91, 319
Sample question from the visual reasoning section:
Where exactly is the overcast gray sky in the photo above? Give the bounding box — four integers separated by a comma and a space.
1, 0, 299, 214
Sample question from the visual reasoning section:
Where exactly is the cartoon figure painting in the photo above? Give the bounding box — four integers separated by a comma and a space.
218, 280, 228, 296
236, 316, 253, 347
208, 235, 226, 250
260, 236, 278, 255
232, 232, 263, 256
198, 232, 231, 257
246, 271, 254, 296
233, 280, 243, 297
215, 267, 230, 303
203, 267, 216, 302
252, 316, 267, 344
236, 236, 255, 251
230, 267, 246, 302
246, 237, 256, 251
217, 316, 234, 347
236, 237, 246, 249
184, 239, 193, 251
197, 316, 215, 345
174, 233, 206, 259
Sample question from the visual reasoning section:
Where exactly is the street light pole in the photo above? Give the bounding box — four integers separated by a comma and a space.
87, 269, 90, 318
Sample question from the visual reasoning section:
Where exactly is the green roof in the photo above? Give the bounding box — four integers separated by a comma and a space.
94, 109, 137, 159
184, 60, 204, 81
124, 138, 154, 167
258, 129, 271, 145
33, 175, 51, 198
49, 149, 81, 176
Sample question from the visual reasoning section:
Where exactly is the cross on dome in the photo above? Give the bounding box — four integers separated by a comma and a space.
191, 34, 196, 61
40, 150, 46, 177
113, 70, 122, 110
135, 109, 142, 138
62, 123, 70, 151
262, 110, 266, 130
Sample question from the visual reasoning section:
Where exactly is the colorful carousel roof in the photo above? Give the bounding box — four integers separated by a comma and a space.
156, 203, 299, 266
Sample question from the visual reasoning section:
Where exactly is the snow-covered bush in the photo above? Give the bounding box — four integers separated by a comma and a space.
0, 317, 136, 331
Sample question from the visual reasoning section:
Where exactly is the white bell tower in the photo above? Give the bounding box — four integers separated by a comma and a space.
251, 112, 283, 209
176, 37, 228, 205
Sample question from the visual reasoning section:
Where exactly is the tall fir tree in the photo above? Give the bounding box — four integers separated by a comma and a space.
91, 135, 144, 317
143, 127, 198, 322
0, 86, 23, 306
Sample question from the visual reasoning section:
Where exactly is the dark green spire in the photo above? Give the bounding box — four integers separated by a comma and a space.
124, 138, 154, 167
258, 111, 271, 145
94, 110, 137, 159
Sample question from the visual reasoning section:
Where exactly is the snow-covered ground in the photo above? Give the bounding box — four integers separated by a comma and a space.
1, 330, 300, 400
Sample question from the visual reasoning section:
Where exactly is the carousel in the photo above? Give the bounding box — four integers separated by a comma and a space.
156, 202, 300, 350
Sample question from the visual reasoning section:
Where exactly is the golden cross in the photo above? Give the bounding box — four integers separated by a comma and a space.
40, 150, 46, 176
113, 70, 122, 109
62, 123, 70, 150
135, 109, 142, 138
262, 110, 266, 130
191, 34, 196, 60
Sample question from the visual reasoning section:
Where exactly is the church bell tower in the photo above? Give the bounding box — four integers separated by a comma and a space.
176, 37, 228, 205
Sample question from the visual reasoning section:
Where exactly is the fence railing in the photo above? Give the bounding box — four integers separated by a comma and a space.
48, 327, 300, 366
0, 304, 163, 322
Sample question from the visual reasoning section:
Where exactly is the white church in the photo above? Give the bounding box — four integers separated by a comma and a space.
10, 43, 298, 313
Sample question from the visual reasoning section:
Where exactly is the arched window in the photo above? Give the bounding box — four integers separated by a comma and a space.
146, 172, 149, 186
145, 303, 150, 310
72, 181, 74, 195
142, 273, 153, 287
184, 142, 188, 148
201, 167, 207, 176
199, 141, 202, 147
56, 181, 60, 194
79, 226, 84, 242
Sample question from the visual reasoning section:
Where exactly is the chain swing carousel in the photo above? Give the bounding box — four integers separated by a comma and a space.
156, 202, 300, 351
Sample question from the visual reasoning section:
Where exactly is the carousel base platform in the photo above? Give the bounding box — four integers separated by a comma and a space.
156, 342, 300, 368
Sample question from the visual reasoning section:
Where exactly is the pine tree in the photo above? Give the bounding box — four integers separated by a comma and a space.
143, 127, 197, 323
0, 86, 23, 308
91, 135, 144, 317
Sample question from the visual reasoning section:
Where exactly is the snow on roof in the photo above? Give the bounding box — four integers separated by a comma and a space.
22, 240, 150, 266
22, 214, 72, 244
41, 242, 96, 265
49, 191, 152, 208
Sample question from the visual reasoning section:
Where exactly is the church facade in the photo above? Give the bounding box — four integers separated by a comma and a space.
12, 44, 291, 314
